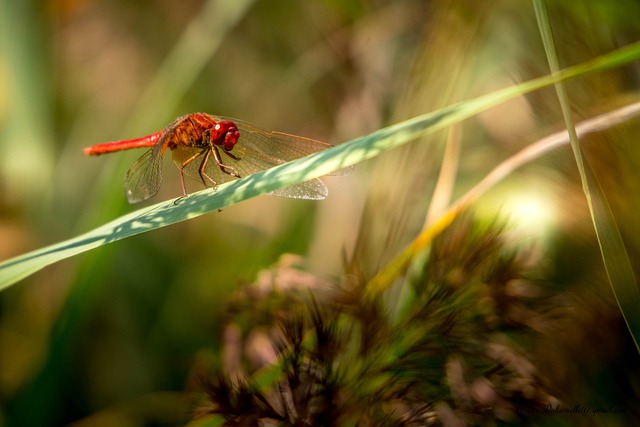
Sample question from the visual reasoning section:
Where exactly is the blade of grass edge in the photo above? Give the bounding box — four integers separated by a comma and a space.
534, 0, 640, 352
368, 100, 640, 301
2, 41, 640, 290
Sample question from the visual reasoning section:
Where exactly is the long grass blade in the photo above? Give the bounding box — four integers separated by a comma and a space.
366, 101, 640, 299
2, 41, 640, 290
534, 0, 640, 352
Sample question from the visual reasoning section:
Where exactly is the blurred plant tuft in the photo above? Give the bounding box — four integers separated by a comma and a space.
194, 214, 566, 426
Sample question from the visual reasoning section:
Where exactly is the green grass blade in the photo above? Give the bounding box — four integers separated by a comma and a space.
0, 0, 54, 198
584, 165, 640, 352
534, 0, 640, 352
2, 40, 640, 290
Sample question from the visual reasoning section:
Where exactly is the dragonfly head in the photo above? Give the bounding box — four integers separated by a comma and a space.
221, 122, 239, 151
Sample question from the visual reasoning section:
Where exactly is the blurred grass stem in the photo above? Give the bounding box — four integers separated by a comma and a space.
534, 0, 640, 352
367, 99, 640, 302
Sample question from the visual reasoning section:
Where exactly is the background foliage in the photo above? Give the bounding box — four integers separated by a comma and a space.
1, 0, 640, 426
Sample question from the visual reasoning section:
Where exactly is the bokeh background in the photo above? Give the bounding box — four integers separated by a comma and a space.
1, 0, 640, 425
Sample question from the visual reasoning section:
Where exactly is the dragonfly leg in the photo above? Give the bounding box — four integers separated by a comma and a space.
179, 149, 204, 197
198, 149, 218, 188
223, 149, 241, 161
211, 146, 241, 178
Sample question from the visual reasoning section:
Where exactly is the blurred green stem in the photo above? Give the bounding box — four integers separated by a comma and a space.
0, 0, 54, 202
534, 0, 640, 353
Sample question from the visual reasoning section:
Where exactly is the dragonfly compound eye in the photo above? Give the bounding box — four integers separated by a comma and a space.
223, 125, 240, 151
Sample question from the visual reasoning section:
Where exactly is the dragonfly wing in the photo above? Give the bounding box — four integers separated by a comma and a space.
124, 147, 163, 203
228, 117, 352, 176
228, 118, 333, 158
173, 144, 282, 184
327, 164, 355, 176
171, 145, 244, 188
268, 178, 328, 200
172, 145, 328, 200
254, 130, 353, 177
233, 146, 329, 200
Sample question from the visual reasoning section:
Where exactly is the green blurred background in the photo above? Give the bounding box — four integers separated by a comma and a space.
1, 0, 640, 425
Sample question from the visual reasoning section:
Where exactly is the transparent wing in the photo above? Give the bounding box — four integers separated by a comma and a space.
171, 118, 333, 200
268, 179, 328, 200
171, 145, 241, 186
228, 117, 352, 177
124, 147, 164, 203
227, 117, 333, 158
171, 144, 329, 200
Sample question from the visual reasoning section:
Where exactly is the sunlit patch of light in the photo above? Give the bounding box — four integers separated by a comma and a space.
477, 180, 560, 242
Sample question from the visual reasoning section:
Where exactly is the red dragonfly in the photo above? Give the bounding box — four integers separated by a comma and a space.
83, 113, 334, 203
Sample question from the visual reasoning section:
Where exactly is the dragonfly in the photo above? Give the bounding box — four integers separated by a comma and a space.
83, 113, 336, 203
